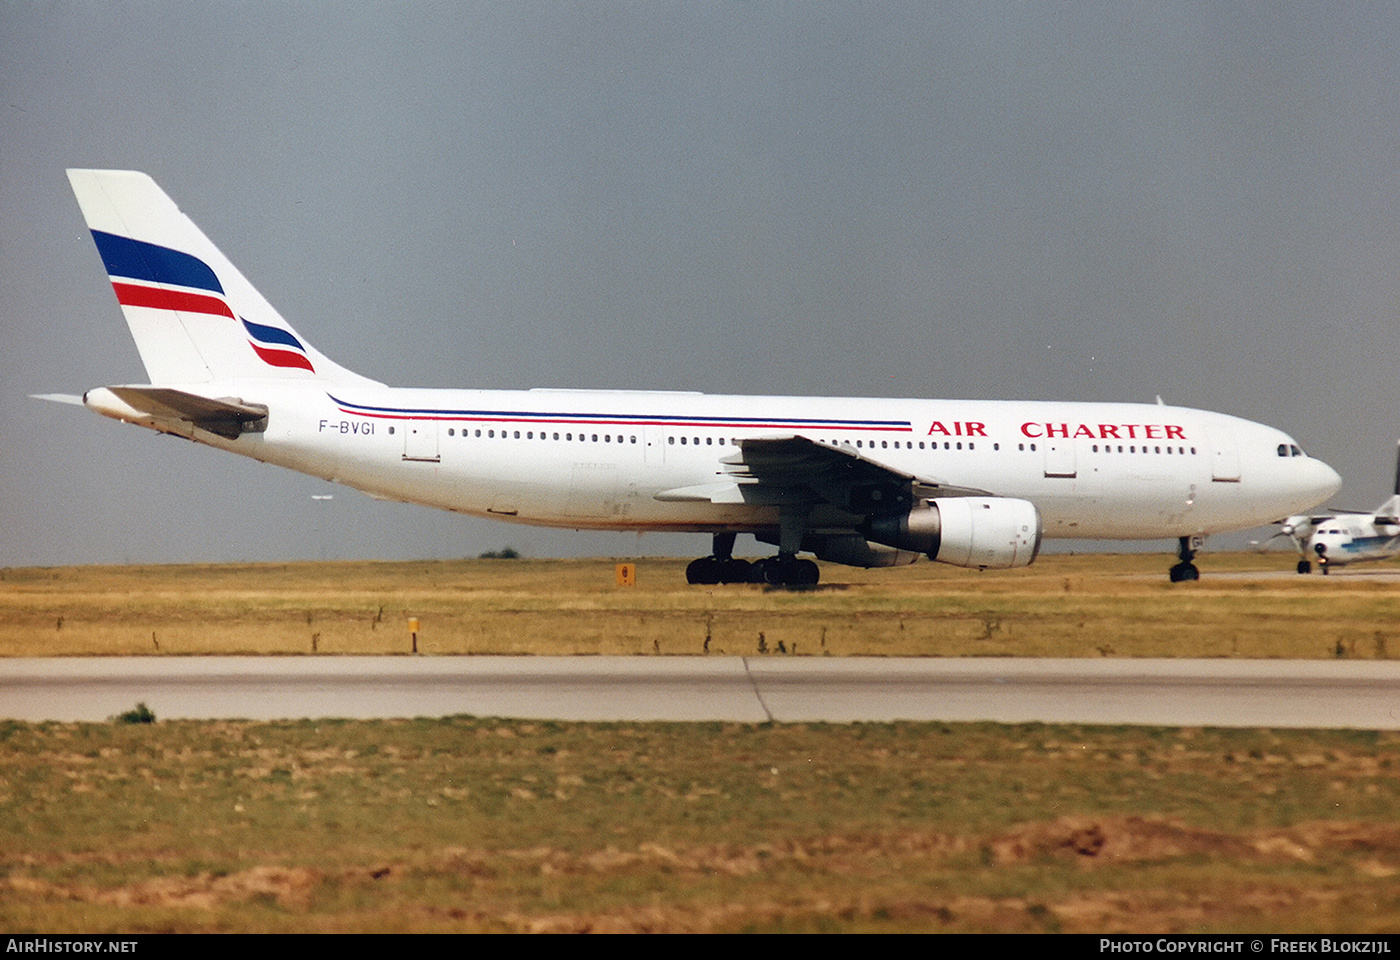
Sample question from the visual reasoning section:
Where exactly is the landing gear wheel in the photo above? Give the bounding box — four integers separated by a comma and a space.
1169, 562, 1199, 583
687, 556, 754, 585
722, 558, 752, 583
1169, 536, 1201, 582
686, 557, 722, 585
1297, 560, 1312, 575
755, 556, 820, 587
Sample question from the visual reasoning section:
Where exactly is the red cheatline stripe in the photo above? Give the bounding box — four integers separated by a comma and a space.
249, 342, 315, 373
112, 281, 235, 320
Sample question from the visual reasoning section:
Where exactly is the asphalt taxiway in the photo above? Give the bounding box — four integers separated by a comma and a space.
3, 656, 1399, 729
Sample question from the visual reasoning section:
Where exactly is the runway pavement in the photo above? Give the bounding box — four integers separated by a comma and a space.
3, 656, 1400, 728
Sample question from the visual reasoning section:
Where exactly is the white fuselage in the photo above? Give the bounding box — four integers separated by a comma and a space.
178, 382, 1341, 543
60, 169, 1345, 577
1310, 521, 1400, 567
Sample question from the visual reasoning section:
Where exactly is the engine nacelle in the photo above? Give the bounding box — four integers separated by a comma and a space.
808, 534, 921, 569
866, 497, 1043, 569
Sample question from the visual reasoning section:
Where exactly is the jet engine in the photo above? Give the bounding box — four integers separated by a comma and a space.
865, 497, 1042, 569
806, 534, 921, 569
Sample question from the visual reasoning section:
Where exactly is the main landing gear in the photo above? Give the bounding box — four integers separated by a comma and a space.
685, 533, 820, 586
685, 532, 751, 585
1169, 535, 1200, 582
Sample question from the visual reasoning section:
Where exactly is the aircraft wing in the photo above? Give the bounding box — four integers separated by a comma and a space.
656, 435, 992, 512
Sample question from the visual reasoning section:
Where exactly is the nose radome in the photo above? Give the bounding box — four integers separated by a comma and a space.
1313, 459, 1343, 502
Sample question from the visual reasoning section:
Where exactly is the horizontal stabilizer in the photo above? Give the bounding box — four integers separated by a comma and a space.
85, 385, 267, 439
30, 393, 85, 406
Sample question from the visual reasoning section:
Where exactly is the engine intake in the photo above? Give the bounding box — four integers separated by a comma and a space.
865, 497, 1042, 569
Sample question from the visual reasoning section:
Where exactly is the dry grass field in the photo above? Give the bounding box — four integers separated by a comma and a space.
3, 552, 1399, 933
2, 551, 1399, 659
2, 717, 1398, 933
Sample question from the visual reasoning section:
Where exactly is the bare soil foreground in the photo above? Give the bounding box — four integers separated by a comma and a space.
2, 718, 1398, 933
3, 552, 1400, 659
2, 553, 1399, 932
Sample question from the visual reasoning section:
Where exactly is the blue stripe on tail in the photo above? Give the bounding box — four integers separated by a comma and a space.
91, 230, 224, 294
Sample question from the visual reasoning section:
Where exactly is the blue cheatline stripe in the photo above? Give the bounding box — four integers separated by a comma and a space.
242, 317, 306, 351
325, 393, 911, 430
91, 231, 224, 294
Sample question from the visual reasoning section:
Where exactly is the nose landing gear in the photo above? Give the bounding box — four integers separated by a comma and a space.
1314, 542, 1330, 575
1169, 536, 1200, 582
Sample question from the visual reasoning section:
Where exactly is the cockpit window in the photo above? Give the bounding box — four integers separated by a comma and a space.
1278, 444, 1288, 457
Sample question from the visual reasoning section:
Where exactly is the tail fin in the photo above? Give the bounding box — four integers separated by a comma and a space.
67, 169, 377, 388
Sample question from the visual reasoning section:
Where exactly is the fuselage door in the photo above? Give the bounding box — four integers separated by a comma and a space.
1043, 439, 1076, 478
403, 420, 440, 462
1211, 435, 1240, 482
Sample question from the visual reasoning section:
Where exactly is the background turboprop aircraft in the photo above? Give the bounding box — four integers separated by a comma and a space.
37, 170, 1342, 586
1273, 442, 1400, 574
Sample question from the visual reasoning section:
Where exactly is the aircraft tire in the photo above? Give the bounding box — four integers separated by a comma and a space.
686, 557, 722, 585
754, 556, 821, 587
748, 558, 773, 584
722, 558, 752, 584
1169, 562, 1199, 583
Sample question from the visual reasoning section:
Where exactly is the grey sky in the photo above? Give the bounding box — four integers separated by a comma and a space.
4, 2, 1400, 568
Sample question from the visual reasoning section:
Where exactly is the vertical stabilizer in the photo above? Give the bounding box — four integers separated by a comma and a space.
66, 169, 377, 388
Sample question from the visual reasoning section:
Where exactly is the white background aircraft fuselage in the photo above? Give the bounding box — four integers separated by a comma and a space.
63, 169, 1342, 580
136, 381, 1338, 543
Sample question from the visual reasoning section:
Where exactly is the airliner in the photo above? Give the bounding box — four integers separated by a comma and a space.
38, 169, 1342, 586
1275, 442, 1400, 574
